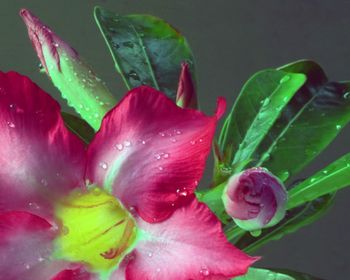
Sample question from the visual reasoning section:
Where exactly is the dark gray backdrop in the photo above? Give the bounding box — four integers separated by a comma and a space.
1, 1, 349, 279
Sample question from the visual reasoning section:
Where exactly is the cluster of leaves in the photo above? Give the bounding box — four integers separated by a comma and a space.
47, 6, 350, 280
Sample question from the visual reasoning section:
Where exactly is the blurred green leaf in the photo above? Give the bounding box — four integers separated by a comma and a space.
235, 268, 323, 280
254, 60, 350, 181
288, 153, 350, 209
62, 112, 95, 144
218, 69, 306, 174
94, 6, 195, 100
233, 194, 335, 253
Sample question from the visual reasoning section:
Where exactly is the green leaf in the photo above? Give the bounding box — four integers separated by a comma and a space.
94, 6, 195, 100
218, 69, 306, 173
254, 60, 350, 181
62, 112, 95, 144
233, 194, 335, 253
235, 268, 323, 280
288, 153, 350, 209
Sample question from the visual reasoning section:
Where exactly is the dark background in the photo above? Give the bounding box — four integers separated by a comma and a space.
1, 1, 349, 279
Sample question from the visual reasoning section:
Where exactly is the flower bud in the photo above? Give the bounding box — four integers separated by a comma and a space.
20, 9, 116, 130
176, 62, 197, 109
222, 167, 287, 232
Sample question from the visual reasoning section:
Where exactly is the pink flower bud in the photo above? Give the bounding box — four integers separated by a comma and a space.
176, 62, 197, 109
222, 167, 287, 231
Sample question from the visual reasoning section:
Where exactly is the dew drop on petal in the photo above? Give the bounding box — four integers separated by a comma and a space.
199, 266, 210, 276
124, 140, 131, 147
7, 121, 15, 128
99, 162, 108, 170
40, 178, 48, 186
115, 143, 123, 151
155, 154, 161, 160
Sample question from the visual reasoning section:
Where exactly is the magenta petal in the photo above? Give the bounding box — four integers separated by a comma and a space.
0, 211, 67, 280
0, 72, 85, 218
52, 267, 95, 280
125, 198, 257, 280
86, 86, 224, 223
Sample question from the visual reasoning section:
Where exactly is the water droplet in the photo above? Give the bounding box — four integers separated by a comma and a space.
158, 166, 163, 171
7, 121, 15, 128
280, 171, 290, 181
124, 140, 131, 147
170, 138, 177, 143
155, 154, 161, 160
176, 188, 188, 197
310, 177, 316, 183
38, 63, 44, 71
127, 70, 140, 81
159, 132, 165, 137
279, 75, 290, 84
322, 170, 328, 174
156, 268, 161, 273
99, 162, 108, 169
147, 252, 153, 257
141, 140, 146, 145
262, 97, 270, 107
38, 257, 45, 262
163, 153, 169, 158
40, 178, 48, 186
94, 113, 100, 118
250, 229, 262, 237
25, 264, 31, 270
344, 92, 350, 99
199, 138, 203, 143
190, 140, 196, 145
175, 129, 182, 135
54, 43, 59, 47
199, 266, 210, 276
336, 124, 342, 130
115, 143, 124, 151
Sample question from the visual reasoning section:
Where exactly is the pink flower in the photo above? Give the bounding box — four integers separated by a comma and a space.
0, 72, 256, 279
223, 168, 287, 232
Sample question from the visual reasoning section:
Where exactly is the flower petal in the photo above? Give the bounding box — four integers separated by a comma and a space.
0, 72, 85, 218
52, 267, 94, 280
86, 86, 225, 222
125, 197, 257, 280
0, 211, 66, 280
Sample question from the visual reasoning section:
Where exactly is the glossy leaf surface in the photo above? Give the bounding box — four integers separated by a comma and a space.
254, 61, 350, 181
218, 69, 306, 172
62, 112, 95, 144
94, 6, 195, 100
288, 153, 350, 209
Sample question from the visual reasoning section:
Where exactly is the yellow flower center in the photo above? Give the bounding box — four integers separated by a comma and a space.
53, 187, 137, 273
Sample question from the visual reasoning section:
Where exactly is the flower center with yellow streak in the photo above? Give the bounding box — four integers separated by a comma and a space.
53, 187, 136, 272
